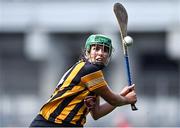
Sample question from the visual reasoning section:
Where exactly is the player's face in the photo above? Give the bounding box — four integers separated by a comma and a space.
88, 44, 110, 65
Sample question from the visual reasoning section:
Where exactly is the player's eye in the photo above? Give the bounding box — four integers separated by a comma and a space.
103, 46, 109, 53
95, 46, 101, 51
92, 45, 100, 51
92, 46, 97, 51
91, 45, 109, 53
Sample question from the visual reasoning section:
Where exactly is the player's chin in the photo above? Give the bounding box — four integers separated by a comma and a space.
95, 61, 107, 66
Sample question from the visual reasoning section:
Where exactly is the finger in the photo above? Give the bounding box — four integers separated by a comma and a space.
128, 84, 135, 90
84, 97, 96, 103
85, 98, 94, 102
85, 97, 96, 101
84, 96, 96, 100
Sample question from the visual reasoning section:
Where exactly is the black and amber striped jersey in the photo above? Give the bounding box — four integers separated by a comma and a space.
39, 60, 108, 126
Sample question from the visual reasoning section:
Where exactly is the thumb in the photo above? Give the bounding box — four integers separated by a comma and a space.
128, 84, 135, 91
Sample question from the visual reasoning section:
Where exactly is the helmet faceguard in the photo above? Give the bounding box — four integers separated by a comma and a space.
84, 34, 113, 66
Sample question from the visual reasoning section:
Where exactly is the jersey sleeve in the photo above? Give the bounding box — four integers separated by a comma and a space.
81, 70, 108, 91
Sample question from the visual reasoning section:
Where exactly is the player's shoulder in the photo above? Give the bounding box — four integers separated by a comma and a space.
83, 61, 104, 75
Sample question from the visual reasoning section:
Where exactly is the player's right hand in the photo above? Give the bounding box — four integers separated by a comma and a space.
120, 84, 137, 104
125, 90, 137, 104
120, 84, 135, 96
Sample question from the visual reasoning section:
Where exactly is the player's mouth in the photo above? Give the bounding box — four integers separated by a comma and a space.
96, 58, 106, 64
96, 58, 103, 61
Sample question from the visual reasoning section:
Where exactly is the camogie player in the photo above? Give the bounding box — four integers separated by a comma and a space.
30, 34, 137, 127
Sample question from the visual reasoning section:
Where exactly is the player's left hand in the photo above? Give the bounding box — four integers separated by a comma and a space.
84, 96, 96, 110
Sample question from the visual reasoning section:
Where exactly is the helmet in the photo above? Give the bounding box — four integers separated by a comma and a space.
85, 34, 113, 56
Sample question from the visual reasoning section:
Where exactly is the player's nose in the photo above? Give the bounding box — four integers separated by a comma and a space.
97, 48, 104, 55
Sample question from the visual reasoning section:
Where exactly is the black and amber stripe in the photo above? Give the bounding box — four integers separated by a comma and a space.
39, 61, 90, 125
39, 61, 107, 126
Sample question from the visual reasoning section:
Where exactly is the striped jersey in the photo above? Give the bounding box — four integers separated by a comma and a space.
39, 60, 108, 126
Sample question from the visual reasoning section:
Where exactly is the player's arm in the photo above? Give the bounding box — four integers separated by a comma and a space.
89, 96, 116, 120
81, 70, 136, 107
93, 84, 136, 107
85, 85, 136, 120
